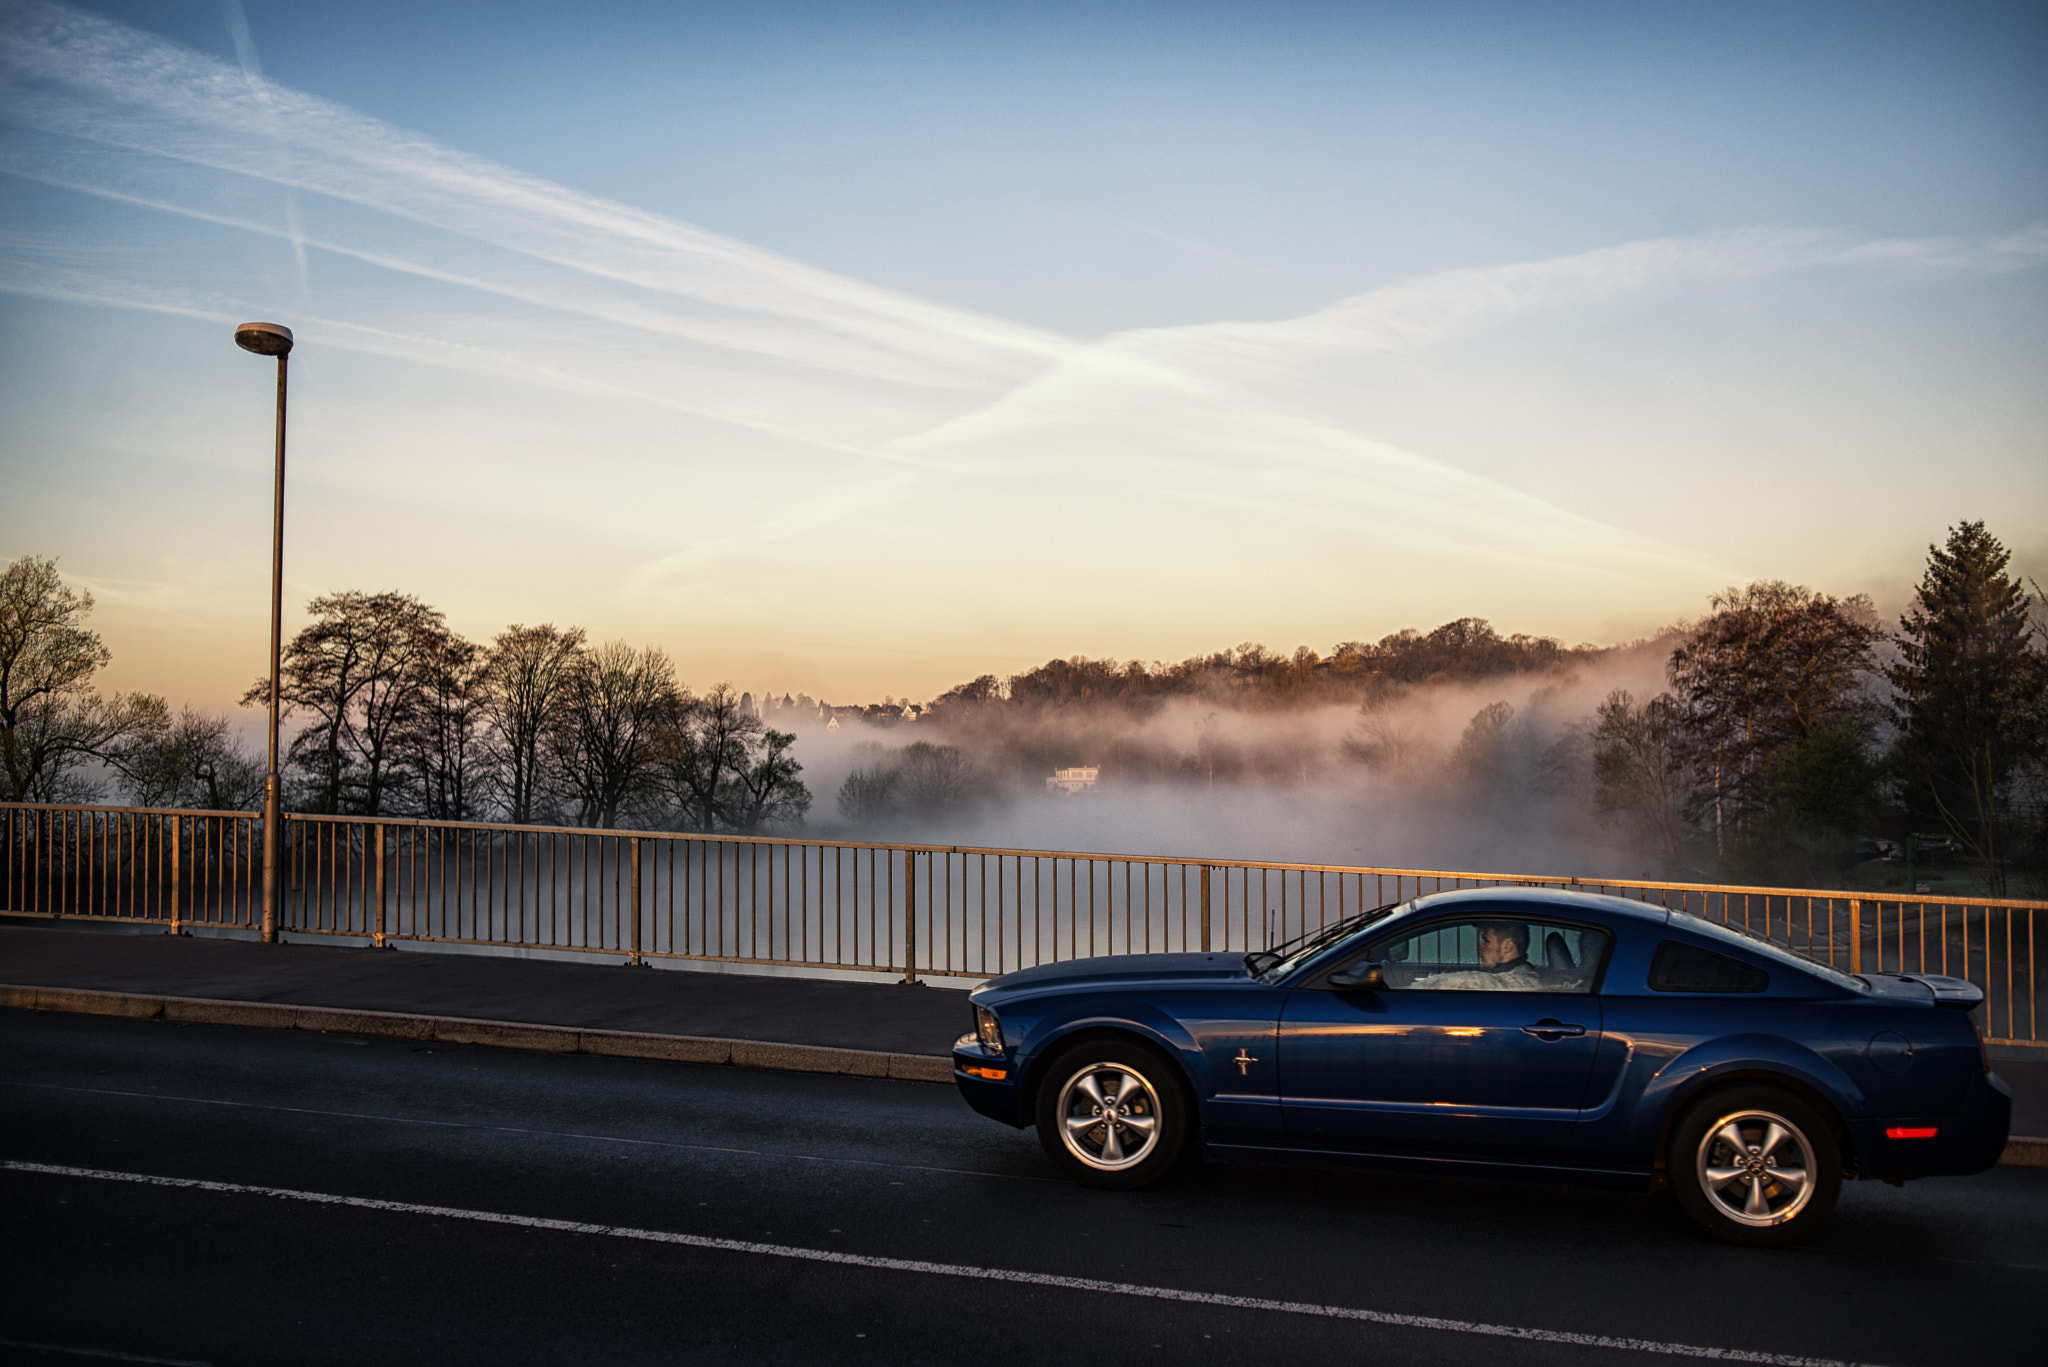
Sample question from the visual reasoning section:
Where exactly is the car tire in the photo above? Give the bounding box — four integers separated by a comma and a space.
1670, 1086, 1842, 1247
1035, 1038, 1188, 1190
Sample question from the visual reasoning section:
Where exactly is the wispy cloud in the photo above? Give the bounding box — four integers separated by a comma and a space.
6, 0, 2039, 632
909, 224, 2048, 451
0, 0, 1071, 452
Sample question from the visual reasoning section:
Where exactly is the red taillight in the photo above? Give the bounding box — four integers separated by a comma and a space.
1885, 1126, 1938, 1140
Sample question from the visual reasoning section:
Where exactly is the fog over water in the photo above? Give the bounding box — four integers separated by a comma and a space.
772, 639, 1680, 880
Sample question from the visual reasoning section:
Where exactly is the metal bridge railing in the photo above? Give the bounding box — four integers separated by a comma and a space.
3, 801, 2042, 1045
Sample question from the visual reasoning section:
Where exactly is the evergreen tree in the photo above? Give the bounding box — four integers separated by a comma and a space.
1886, 522, 2047, 893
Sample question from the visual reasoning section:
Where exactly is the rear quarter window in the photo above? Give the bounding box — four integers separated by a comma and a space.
1649, 940, 1770, 994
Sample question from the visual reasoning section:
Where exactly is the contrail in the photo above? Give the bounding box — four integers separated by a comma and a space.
3, 0, 2032, 592
217, 0, 305, 290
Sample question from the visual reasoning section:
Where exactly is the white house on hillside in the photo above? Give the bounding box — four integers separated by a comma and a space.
1046, 766, 1099, 795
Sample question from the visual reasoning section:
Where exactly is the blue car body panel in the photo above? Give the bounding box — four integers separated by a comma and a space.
952, 887, 2012, 1187
1277, 986, 1602, 1160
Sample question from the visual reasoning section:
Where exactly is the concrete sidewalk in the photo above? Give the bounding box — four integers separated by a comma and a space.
0, 920, 968, 1080
2, 918, 2042, 1161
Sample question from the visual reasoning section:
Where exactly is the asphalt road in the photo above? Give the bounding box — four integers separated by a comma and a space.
3, 1011, 2043, 1367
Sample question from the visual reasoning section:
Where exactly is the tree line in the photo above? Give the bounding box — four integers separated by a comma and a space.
926, 619, 1600, 720
4, 520, 2042, 888
1588, 523, 2046, 892
0, 568, 808, 833
847, 523, 2048, 894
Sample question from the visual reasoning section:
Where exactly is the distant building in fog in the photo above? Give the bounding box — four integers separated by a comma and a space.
1047, 766, 1099, 795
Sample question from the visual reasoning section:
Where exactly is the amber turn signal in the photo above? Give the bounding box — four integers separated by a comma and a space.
960, 1064, 1008, 1080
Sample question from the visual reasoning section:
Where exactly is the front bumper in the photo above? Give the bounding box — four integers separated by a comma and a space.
952, 1032, 1027, 1127
1851, 1069, 2012, 1180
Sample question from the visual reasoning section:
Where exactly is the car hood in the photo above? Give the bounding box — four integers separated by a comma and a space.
974, 952, 1251, 999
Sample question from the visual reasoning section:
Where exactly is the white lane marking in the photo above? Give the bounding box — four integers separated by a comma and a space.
14, 1086, 2046, 1277
6, 1160, 1882, 1367
0, 1340, 211, 1365
1, 1080, 1057, 1183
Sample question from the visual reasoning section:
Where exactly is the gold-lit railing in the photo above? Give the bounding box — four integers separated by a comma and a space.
3, 801, 2040, 1044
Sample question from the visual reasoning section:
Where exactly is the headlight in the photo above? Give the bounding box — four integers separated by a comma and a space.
974, 1004, 1004, 1053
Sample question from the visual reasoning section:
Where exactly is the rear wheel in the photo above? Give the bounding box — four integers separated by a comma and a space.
1670, 1086, 1841, 1247
1035, 1039, 1187, 1189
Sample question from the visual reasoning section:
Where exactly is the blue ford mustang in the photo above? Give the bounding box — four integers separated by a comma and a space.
952, 887, 2011, 1245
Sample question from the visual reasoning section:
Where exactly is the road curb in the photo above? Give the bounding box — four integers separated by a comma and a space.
0, 983, 953, 1084
2004, 1135, 2048, 1168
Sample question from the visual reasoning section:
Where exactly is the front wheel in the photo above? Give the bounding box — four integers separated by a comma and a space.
1670, 1086, 1842, 1247
1035, 1040, 1187, 1189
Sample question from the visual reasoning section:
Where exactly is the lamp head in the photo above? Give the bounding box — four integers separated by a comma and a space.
234, 322, 294, 357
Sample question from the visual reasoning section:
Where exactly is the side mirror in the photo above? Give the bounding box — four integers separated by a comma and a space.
1327, 961, 1385, 990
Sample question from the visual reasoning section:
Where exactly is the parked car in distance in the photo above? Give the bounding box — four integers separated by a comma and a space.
952, 887, 2011, 1246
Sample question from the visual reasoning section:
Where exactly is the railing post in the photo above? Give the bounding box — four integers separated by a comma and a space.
1848, 899, 1861, 976
1200, 865, 1212, 953
904, 848, 918, 985
169, 814, 182, 936
628, 836, 644, 967
373, 823, 387, 950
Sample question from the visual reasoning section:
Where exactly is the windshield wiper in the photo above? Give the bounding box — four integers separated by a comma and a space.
1245, 901, 1403, 980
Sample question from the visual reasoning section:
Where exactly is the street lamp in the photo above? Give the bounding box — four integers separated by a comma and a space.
235, 321, 292, 944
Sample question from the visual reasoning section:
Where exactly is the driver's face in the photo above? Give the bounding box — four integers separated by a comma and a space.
1479, 927, 1513, 967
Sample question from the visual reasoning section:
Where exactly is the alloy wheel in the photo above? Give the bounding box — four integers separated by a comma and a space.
1695, 1108, 1817, 1227
1055, 1062, 1162, 1171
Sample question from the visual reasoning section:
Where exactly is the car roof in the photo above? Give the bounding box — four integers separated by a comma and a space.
1406, 885, 1672, 926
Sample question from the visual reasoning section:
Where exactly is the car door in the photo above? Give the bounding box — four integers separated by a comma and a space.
1279, 913, 1611, 1161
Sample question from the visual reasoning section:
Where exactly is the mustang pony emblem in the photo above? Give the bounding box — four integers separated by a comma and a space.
1233, 1047, 1258, 1075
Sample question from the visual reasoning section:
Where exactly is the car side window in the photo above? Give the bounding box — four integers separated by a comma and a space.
1648, 940, 1769, 993
1370, 918, 1609, 993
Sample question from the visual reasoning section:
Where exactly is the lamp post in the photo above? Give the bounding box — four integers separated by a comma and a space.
235, 321, 293, 944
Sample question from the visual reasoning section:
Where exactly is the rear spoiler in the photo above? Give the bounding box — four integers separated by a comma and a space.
1899, 974, 1984, 1010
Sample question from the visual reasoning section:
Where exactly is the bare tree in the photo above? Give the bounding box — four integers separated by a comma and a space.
896, 742, 985, 813
480, 623, 585, 823
1344, 686, 1416, 774
724, 726, 811, 832
1451, 701, 1519, 784
0, 555, 166, 801
834, 741, 983, 828
550, 641, 678, 828
655, 682, 810, 833
1591, 689, 1693, 865
401, 630, 489, 821
245, 591, 447, 815
836, 762, 902, 827
122, 708, 265, 811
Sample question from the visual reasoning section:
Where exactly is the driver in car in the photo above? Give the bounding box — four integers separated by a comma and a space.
1412, 921, 1544, 990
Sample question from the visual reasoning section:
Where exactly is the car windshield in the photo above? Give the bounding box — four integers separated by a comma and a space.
1249, 901, 1408, 983
1673, 911, 1870, 992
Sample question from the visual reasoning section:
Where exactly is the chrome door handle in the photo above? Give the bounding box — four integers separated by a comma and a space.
1521, 1020, 1586, 1039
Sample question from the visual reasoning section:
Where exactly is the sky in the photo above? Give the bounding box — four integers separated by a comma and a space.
1, 0, 2044, 713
